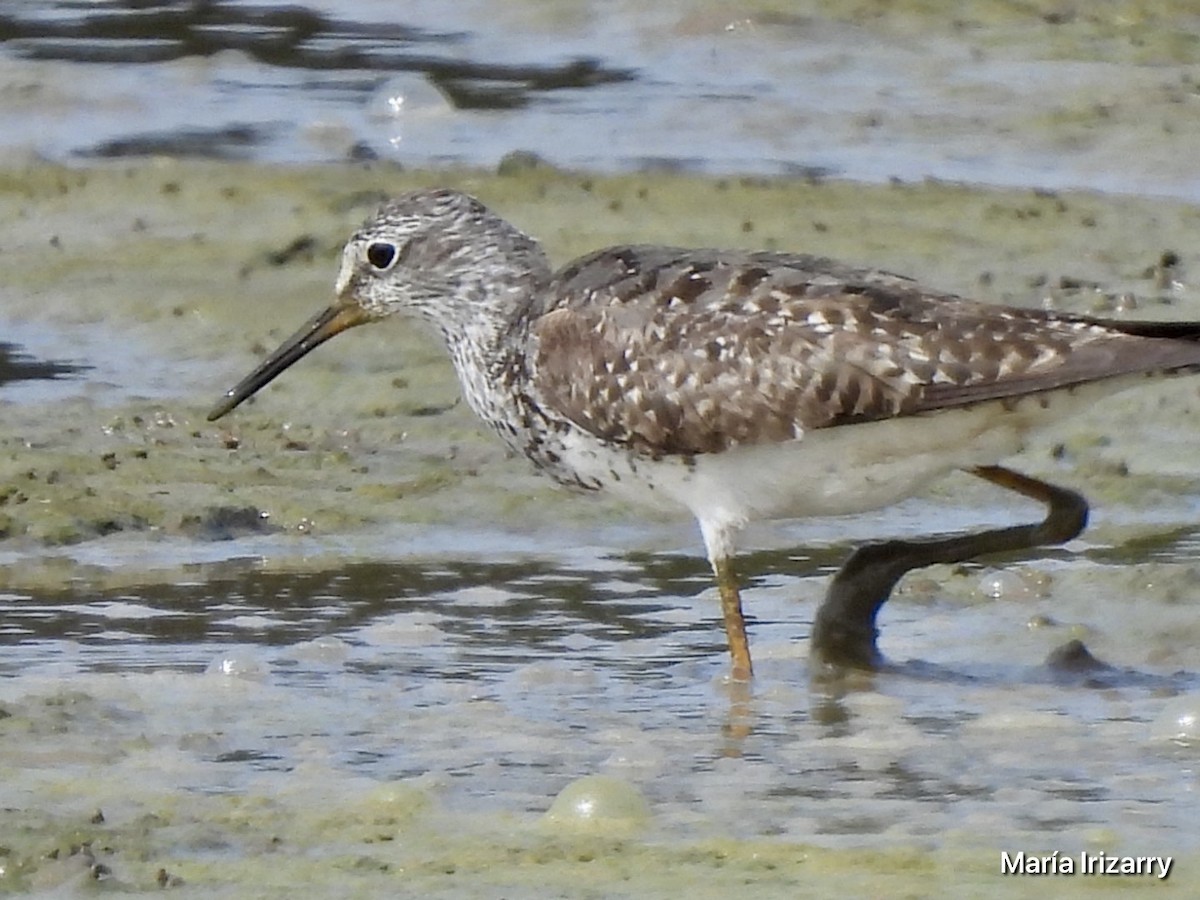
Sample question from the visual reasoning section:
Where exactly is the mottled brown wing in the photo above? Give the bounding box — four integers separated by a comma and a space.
529, 246, 1200, 456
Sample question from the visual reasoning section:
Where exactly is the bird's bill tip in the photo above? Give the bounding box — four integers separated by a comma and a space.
206, 302, 371, 422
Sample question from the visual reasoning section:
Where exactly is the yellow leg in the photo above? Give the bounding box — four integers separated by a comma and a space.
713, 555, 753, 680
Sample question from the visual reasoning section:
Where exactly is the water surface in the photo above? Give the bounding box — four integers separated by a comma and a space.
3, 1, 1200, 199
2, 56, 1200, 890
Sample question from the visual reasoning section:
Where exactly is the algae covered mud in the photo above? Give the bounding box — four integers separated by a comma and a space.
3, 160, 1200, 895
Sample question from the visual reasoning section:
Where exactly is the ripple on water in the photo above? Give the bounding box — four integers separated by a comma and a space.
1, 541, 1199, 892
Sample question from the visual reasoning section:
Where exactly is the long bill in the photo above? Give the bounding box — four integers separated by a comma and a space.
207, 301, 371, 421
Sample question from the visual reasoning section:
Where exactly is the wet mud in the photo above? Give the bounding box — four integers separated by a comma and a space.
2, 157, 1200, 894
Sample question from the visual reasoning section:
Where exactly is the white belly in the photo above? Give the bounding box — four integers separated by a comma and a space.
551, 377, 1136, 533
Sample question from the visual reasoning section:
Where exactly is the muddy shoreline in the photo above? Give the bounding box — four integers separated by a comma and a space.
2, 160, 1200, 895
2, 160, 1200, 576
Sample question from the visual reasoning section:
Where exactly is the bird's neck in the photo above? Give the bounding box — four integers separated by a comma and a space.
439, 254, 549, 440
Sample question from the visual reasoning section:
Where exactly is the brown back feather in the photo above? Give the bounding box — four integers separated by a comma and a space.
529, 246, 1200, 456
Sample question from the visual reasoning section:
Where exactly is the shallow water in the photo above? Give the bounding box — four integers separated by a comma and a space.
4, 1, 1200, 199
4, 151, 1200, 891
3, 527, 1200, 893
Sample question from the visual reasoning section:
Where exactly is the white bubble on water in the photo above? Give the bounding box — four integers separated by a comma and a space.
204, 651, 269, 682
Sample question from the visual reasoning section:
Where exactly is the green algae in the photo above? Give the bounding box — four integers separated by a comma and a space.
750, 0, 1200, 64
0, 11, 1199, 895
1, 165, 1196, 897
0, 157, 1198, 588
0, 797, 1179, 897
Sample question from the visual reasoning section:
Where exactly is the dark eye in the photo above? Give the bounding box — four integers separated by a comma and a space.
366, 241, 397, 270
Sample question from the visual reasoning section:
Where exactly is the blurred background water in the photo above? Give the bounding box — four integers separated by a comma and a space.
3, 0, 1200, 197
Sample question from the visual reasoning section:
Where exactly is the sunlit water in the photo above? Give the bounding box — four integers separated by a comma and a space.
4, 531, 1200, 862
3, 4, 1200, 890
2, 1, 1200, 199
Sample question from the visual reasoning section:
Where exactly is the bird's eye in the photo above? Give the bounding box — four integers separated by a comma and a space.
366, 241, 398, 270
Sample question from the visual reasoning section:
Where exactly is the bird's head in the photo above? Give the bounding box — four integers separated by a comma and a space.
207, 188, 547, 422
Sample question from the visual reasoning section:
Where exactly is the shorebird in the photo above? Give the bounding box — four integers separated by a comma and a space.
209, 188, 1200, 678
